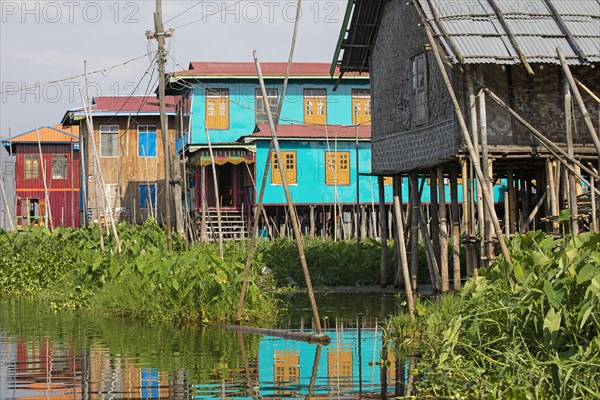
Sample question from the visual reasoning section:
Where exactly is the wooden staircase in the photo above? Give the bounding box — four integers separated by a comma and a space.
196, 209, 248, 241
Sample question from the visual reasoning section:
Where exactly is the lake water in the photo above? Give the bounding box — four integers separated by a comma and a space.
0, 291, 409, 399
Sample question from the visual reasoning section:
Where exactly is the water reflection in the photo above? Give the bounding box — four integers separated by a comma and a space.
0, 298, 408, 399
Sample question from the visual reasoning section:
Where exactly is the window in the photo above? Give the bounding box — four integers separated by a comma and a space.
100, 125, 119, 157
51, 155, 67, 180
352, 89, 371, 125
383, 176, 393, 185
24, 155, 39, 180
256, 88, 278, 124
139, 183, 156, 208
412, 52, 428, 126
206, 88, 229, 129
271, 151, 297, 185
138, 125, 157, 157
325, 151, 350, 185
304, 89, 327, 125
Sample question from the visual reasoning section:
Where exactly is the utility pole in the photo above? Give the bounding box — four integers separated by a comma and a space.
147, 0, 174, 249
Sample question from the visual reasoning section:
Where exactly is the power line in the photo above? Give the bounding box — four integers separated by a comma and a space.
172, 0, 244, 30
0, 53, 153, 95
164, 0, 206, 25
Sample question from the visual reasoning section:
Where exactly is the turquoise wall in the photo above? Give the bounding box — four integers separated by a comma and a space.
189, 78, 370, 144
254, 139, 393, 205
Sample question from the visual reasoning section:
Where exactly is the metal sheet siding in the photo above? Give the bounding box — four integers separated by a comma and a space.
417, 0, 600, 65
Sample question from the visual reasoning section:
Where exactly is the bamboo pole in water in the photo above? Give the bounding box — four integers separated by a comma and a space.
215, 324, 330, 345
254, 52, 323, 334
393, 175, 415, 320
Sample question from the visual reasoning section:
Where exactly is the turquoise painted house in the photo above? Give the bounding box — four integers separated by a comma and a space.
166, 62, 394, 238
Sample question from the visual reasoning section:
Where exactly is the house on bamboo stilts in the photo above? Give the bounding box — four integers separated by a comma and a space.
1, 125, 80, 228
334, 0, 600, 289
166, 62, 393, 240
61, 96, 178, 226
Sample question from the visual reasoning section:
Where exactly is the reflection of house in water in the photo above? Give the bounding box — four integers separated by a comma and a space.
258, 328, 400, 397
2, 338, 176, 400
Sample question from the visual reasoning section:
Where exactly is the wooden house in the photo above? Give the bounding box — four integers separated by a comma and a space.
333, 0, 600, 287
166, 62, 393, 239
2, 125, 80, 228
61, 96, 178, 225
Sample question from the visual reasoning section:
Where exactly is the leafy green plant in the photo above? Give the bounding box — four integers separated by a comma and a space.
387, 231, 600, 399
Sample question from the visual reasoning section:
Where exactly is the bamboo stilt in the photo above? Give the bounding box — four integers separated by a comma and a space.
378, 176, 388, 287
409, 171, 419, 291
507, 169, 516, 234
592, 177, 597, 232
360, 205, 367, 239
437, 167, 449, 292
393, 175, 415, 320
419, 208, 441, 291
204, 126, 224, 259
430, 169, 440, 267
479, 91, 493, 267
564, 77, 579, 235
450, 167, 461, 290
460, 158, 474, 275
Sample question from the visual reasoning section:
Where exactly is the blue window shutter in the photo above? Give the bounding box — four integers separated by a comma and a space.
139, 130, 157, 157
140, 184, 157, 208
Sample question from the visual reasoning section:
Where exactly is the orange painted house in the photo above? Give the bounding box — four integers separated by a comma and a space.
2, 125, 80, 228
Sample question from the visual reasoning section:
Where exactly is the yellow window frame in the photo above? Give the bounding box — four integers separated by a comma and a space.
304, 88, 327, 125
206, 88, 229, 129
325, 151, 350, 185
352, 89, 371, 125
271, 151, 297, 185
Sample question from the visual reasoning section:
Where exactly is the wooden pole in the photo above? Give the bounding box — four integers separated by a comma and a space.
437, 167, 449, 292
479, 91, 493, 267
450, 167, 461, 289
507, 169, 516, 234
393, 176, 415, 320
468, 76, 485, 268
378, 176, 388, 287
360, 205, 367, 239
35, 127, 52, 229
79, 89, 121, 251
409, 171, 419, 291
310, 205, 315, 238
413, 7, 511, 263
0, 174, 13, 231
254, 51, 322, 334
419, 207, 441, 291
152, 0, 173, 250
564, 77, 579, 235
460, 158, 473, 275
200, 166, 207, 242
204, 126, 224, 259
592, 177, 598, 232
429, 169, 440, 267
237, 0, 302, 321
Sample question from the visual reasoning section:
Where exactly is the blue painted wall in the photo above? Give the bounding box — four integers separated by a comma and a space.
254, 139, 392, 205
188, 78, 370, 144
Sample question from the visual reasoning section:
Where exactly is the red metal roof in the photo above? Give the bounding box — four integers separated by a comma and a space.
172, 62, 367, 77
90, 96, 180, 113
5, 125, 79, 144
251, 124, 371, 140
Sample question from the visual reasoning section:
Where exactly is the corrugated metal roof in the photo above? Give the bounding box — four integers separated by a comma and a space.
3, 125, 79, 145
247, 124, 371, 141
418, 0, 600, 65
172, 62, 367, 78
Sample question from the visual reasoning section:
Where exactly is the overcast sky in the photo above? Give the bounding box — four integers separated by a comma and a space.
0, 0, 348, 227
0, 0, 347, 138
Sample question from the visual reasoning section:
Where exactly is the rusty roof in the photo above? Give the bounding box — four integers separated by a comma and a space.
171, 62, 368, 78
245, 124, 371, 142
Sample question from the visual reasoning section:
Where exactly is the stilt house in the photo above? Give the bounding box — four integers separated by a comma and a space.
333, 0, 600, 285
166, 62, 393, 240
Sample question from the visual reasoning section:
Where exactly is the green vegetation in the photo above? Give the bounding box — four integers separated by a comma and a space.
258, 237, 433, 286
0, 221, 277, 324
388, 231, 600, 399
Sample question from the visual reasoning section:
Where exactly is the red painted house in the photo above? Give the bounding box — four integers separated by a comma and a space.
2, 125, 80, 228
